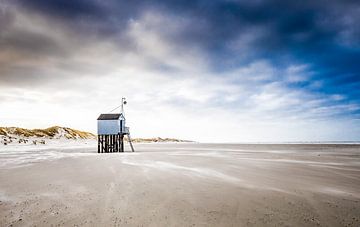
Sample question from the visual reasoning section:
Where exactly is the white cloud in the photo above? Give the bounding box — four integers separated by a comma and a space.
285, 64, 311, 83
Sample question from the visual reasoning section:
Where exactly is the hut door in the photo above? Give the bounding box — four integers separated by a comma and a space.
120, 120, 123, 133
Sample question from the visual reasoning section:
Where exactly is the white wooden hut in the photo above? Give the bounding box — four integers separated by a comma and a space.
97, 113, 125, 135
97, 113, 133, 153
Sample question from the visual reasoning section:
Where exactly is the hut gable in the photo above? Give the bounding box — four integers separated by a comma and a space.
97, 113, 124, 120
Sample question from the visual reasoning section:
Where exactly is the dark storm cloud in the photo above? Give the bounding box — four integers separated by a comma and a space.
13, 0, 148, 37
14, 0, 110, 23
0, 28, 64, 56
7, 0, 360, 58
0, 65, 45, 87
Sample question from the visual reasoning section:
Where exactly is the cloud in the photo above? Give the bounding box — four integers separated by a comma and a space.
0, 0, 359, 141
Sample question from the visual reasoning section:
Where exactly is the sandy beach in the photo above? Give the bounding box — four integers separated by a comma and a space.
0, 143, 360, 226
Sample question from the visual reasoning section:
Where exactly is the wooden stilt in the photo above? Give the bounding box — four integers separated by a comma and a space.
108, 135, 110, 153
103, 135, 105, 153
121, 135, 124, 152
103, 135, 106, 153
118, 135, 120, 152
112, 135, 115, 153
110, 135, 112, 153
120, 135, 122, 152
116, 135, 119, 152
101, 135, 104, 153
107, 135, 110, 153
105, 135, 108, 153
113, 135, 116, 152
97, 135, 100, 153
100, 135, 102, 153
111, 135, 114, 153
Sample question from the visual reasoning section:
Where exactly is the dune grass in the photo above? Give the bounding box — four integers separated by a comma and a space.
0, 126, 95, 139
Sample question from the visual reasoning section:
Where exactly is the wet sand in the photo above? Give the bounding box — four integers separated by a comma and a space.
0, 143, 360, 226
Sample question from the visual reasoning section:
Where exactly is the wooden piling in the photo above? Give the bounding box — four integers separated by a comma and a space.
105, 135, 108, 153
101, 135, 104, 153
111, 135, 114, 153
97, 132, 132, 153
107, 135, 110, 153
103, 135, 105, 153
120, 135, 124, 152
97, 135, 100, 153
118, 135, 120, 152
110, 135, 112, 153
117, 135, 119, 152
112, 135, 115, 153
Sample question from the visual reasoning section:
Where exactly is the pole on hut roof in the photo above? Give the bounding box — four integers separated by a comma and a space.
121, 97, 127, 116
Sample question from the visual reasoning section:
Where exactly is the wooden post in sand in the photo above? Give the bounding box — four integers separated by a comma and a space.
109, 135, 112, 153
98, 135, 100, 153
120, 135, 124, 152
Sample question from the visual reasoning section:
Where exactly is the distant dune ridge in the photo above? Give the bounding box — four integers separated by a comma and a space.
129, 137, 193, 143
0, 126, 95, 139
0, 126, 96, 145
0, 126, 193, 145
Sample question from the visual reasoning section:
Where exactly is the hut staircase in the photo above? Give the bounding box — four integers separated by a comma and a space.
127, 133, 135, 152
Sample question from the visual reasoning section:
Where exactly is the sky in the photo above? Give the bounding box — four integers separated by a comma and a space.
0, 0, 359, 142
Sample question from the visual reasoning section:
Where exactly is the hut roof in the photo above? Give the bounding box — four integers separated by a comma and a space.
97, 113, 124, 120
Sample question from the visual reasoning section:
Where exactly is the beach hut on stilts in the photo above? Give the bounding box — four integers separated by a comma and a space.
97, 97, 135, 153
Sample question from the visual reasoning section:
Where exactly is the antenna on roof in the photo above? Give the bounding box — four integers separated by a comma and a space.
121, 97, 127, 116
109, 97, 127, 114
